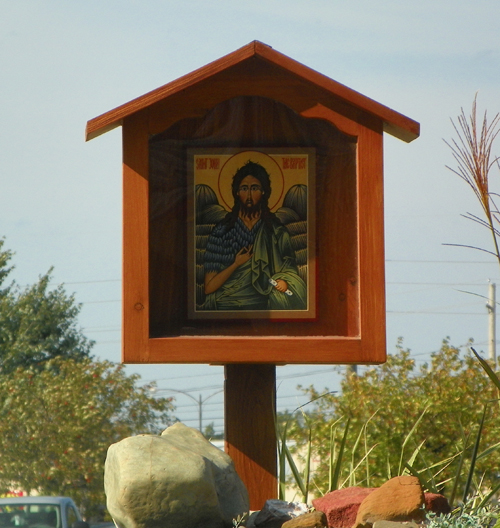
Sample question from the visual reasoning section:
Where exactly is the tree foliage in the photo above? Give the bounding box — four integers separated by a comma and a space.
0, 239, 93, 373
286, 340, 500, 501
0, 357, 175, 518
0, 240, 176, 518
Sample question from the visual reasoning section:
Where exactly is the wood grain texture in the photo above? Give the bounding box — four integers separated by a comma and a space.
147, 336, 364, 364
225, 364, 277, 509
357, 119, 387, 363
120, 94, 387, 365
122, 111, 150, 363
148, 96, 358, 339
86, 41, 419, 143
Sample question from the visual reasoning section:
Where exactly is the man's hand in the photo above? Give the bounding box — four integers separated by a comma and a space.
234, 245, 253, 266
274, 279, 288, 292
205, 245, 253, 295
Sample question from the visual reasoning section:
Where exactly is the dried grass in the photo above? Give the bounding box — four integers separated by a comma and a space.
444, 94, 500, 266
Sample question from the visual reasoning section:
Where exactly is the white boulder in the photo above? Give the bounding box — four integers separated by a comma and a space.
105, 422, 249, 528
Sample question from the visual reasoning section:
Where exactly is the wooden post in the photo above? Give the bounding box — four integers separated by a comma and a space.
224, 364, 277, 510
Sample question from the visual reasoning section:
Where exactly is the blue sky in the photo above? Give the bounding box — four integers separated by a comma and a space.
2, 1, 500, 433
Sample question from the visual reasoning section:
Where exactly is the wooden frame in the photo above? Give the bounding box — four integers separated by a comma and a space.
186, 147, 316, 320
86, 41, 420, 366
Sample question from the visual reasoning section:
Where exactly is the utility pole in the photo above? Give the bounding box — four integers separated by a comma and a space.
487, 281, 496, 364
345, 364, 358, 376
153, 388, 223, 433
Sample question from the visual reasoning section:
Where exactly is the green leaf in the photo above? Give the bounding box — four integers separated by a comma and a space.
398, 404, 430, 475
330, 418, 350, 491
462, 404, 488, 503
284, 441, 307, 497
471, 347, 500, 390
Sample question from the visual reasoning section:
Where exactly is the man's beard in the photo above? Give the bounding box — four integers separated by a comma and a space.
240, 202, 262, 218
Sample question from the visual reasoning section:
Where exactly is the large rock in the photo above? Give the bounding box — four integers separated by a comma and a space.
313, 487, 375, 528
105, 422, 249, 528
353, 476, 425, 528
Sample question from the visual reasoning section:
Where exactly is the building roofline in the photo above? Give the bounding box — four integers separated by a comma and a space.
86, 41, 419, 143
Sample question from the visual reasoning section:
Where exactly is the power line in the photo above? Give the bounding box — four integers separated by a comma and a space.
43, 258, 499, 288
387, 281, 500, 286
387, 311, 484, 315
151, 369, 338, 395
63, 279, 120, 286
77, 282, 500, 307
386, 259, 497, 264
81, 299, 120, 304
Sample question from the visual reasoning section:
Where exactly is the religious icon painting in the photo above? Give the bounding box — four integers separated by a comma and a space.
187, 148, 316, 320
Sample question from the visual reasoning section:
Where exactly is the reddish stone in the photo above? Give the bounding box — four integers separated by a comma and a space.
312, 487, 375, 528
353, 476, 425, 528
312, 485, 450, 528
424, 493, 451, 515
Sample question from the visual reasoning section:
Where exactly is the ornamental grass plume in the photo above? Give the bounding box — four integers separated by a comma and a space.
444, 94, 500, 267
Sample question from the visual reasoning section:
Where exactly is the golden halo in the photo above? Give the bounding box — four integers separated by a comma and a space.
218, 151, 284, 211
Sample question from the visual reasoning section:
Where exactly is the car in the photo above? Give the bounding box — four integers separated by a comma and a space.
0, 497, 89, 528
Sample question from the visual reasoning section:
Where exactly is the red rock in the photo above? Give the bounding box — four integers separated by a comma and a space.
424, 493, 451, 515
312, 487, 375, 528
312, 484, 450, 528
353, 476, 425, 528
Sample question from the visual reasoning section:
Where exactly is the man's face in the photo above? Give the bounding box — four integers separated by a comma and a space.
237, 175, 263, 209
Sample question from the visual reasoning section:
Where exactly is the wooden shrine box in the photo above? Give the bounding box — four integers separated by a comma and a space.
86, 41, 419, 366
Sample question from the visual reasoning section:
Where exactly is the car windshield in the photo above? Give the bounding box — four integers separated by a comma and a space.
0, 505, 61, 528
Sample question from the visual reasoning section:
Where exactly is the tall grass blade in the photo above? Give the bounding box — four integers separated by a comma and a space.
364, 424, 370, 487
330, 418, 350, 491
450, 451, 466, 508
398, 405, 430, 475
329, 423, 336, 491
328, 417, 343, 491
340, 444, 378, 489
475, 480, 500, 510
406, 439, 426, 469
476, 439, 500, 460
462, 404, 488, 503
471, 347, 500, 390
413, 443, 442, 493
273, 390, 336, 500
284, 441, 307, 498
346, 411, 378, 487
362, 411, 378, 487
275, 419, 288, 501
449, 423, 471, 508
303, 428, 312, 504
349, 422, 366, 487
403, 462, 424, 483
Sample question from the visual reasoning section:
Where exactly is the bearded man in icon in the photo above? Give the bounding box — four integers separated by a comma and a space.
202, 160, 307, 311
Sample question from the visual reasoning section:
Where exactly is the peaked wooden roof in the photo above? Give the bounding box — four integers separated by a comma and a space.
86, 40, 419, 142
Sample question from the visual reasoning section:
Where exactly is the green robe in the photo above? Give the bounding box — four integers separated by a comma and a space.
203, 220, 307, 311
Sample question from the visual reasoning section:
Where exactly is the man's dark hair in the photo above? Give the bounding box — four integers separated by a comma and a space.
231, 161, 272, 211
220, 160, 278, 228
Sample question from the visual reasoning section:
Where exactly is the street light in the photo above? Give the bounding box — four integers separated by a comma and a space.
155, 388, 223, 432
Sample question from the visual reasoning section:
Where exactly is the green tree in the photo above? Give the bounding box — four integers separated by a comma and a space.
203, 422, 224, 440
0, 356, 175, 519
0, 239, 93, 374
286, 340, 499, 502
